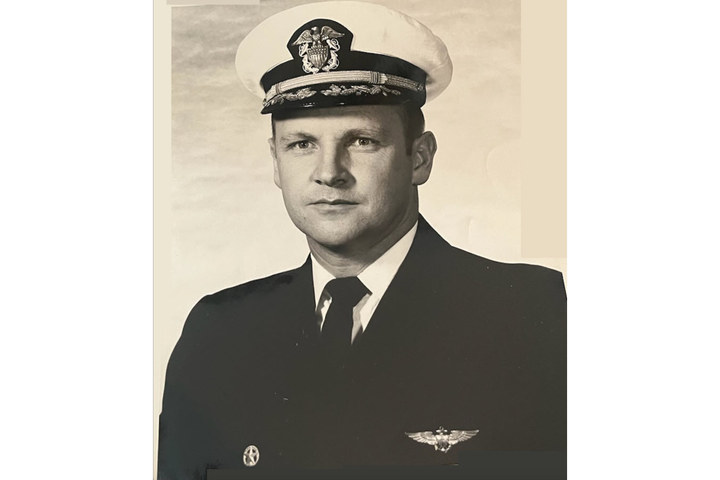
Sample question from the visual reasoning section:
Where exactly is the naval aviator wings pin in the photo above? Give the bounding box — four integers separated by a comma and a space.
292, 26, 345, 74
405, 426, 479, 453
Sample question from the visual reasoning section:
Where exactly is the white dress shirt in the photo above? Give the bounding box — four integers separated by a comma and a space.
311, 222, 418, 343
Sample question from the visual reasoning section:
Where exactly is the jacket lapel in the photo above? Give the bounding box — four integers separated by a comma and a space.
352, 215, 452, 359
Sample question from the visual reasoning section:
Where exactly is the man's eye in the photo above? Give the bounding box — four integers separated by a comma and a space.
293, 141, 311, 149
351, 138, 376, 147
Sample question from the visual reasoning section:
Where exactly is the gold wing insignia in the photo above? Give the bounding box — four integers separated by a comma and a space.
320, 26, 344, 40
291, 29, 314, 46
405, 431, 438, 445
447, 429, 479, 445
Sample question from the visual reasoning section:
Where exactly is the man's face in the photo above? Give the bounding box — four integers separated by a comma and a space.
270, 105, 432, 253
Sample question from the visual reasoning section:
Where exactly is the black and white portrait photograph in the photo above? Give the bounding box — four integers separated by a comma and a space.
156, 0, 567, 478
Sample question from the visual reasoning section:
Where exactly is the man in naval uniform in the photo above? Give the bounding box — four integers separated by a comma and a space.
158, 2, 566, 478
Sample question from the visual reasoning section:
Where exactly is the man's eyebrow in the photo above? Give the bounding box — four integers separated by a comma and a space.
343, 127, 385, 139
278, 131, 318, 143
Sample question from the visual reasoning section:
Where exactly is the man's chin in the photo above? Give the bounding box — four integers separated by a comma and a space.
303, 227, 363, 252
311, 235, 358, 251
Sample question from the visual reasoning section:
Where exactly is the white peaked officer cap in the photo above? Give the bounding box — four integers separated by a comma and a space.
236, 1, 453, 114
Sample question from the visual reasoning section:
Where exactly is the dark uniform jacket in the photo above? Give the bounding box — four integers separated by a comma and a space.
158, 216, 567, 479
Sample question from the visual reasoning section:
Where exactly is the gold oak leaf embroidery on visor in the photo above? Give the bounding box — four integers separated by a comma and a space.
262, 84, 403, 108
321, 84, 401, 97
262, 87, 317, 108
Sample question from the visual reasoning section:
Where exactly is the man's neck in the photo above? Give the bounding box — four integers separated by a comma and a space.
308, 212, 419, 278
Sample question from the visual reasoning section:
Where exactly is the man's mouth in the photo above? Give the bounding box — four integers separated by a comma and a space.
311, 199, 358, 205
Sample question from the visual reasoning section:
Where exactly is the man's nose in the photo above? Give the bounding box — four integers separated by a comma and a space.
313, 144, 351, 187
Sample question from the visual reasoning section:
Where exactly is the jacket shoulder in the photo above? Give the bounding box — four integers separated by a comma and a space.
444, 245, 565, 291
179, 263, 309, 339
202, 265, 303, 306
433, 246, 567, 331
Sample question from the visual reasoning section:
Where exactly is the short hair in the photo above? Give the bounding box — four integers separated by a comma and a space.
271, 104, 425, 155
397, 104, 426, 155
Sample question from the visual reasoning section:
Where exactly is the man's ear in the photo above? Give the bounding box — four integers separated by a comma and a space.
268, 137, 281, 188
411, 131, 437, 186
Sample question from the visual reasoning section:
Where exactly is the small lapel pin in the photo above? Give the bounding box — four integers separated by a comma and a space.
243, 445, 259, 467
405, 426, 479, 453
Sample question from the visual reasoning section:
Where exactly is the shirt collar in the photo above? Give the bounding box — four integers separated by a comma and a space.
311, 221, 418, 307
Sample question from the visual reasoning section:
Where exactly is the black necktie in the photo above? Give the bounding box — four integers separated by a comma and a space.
320, 277, 368, 363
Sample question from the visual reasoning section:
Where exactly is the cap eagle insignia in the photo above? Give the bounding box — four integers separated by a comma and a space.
292, 26, 345, 74
405, 426, 479, 453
